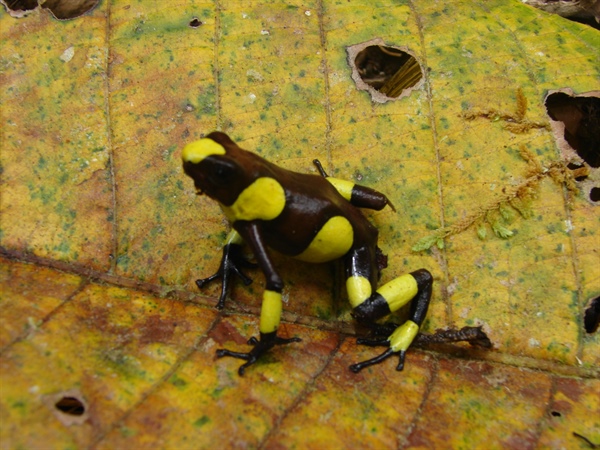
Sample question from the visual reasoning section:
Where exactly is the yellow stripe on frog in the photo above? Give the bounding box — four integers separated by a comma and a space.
182, 138, 226, 163
295, 216, 354, 263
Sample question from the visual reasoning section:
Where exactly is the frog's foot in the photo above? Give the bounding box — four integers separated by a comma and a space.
350, 321, 419, 373
216, 332, 302, 376
349, 348, 406, 373
196, 243, 257, 309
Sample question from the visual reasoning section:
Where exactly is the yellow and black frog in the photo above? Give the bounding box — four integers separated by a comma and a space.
182, 131, 433, 375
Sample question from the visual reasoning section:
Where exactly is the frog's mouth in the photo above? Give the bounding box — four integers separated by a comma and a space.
182, 161, 209, 196
190, 173, 219, 201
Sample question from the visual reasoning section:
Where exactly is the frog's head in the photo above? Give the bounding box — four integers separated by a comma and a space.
182, 132, 252, 205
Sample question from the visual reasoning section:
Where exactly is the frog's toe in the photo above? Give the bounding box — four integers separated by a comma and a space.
349, 348, 394, 373
349, 348, 408, 373
395, 350, 407, 371
216, 333, 301, 376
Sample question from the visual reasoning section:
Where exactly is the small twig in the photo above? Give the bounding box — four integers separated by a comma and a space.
414, 326, 492, 348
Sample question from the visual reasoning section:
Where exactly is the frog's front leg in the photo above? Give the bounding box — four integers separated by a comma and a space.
195, 230, 256, 309
344, 246, 432, 372
215, 221, 301, 375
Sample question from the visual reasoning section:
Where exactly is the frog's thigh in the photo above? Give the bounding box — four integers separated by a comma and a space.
376, 275, 418, 312
350, 273, 420, 321
325, 177, 391, 211
345, 245, 421, 322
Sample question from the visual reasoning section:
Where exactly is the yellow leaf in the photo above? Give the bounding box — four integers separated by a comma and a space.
1, 1, 598, 448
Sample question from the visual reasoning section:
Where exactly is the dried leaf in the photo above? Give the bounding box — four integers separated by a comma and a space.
1, 1, 599, 448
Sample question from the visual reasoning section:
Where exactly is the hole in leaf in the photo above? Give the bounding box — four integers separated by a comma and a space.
189, 17, 202, 28
2, 0, 99, 19
44, 389, 88, 425
55, 396, 85, 416
551, 411, 562, 417
347, 39, 423, 103
2, 0, 38, 14
525, 2, 600, 31
2, 0, 38, 11
584, 296, 600, 333
590, 187, 600, 203
545, 92, 600, 168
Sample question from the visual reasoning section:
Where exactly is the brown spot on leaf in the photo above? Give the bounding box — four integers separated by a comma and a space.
456, 361, 496, 385
555, 377, 584, 403
501, 431, 538, 449
550, 400, 573, 416
210, 319, 248, 346
138, 314, 177, 345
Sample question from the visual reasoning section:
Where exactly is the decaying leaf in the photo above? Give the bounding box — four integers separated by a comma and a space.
1, 0, 598, 447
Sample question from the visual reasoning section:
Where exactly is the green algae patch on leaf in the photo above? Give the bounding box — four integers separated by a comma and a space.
408, 360, 553, 448
0, 262, 218, 449
1, 256, 598, 449
0, 7, 113, 269
444, 178, 582, 365
96, 315, 340, 449
218, 2, 329, 168
324, 0, 444, 330
263, 338, 435, 448
108, 3, 221, 289
401, 1, 599, 367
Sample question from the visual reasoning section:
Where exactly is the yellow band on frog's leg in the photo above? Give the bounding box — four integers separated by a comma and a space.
259, 290, 282, 334
376, 274, 419, 312
388, 320, 419, 352
346, 275, 372, 308
225, 230, 243, 246
326, 177, 354, 201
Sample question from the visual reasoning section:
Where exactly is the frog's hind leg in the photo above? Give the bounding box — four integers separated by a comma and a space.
345, 245, 432, 373
312, 159, 395, 211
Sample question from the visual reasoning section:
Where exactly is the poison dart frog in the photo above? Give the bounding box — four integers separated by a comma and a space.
182, 132, 432, 375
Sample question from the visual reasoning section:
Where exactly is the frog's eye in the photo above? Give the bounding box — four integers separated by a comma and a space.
206, 158, 238, 186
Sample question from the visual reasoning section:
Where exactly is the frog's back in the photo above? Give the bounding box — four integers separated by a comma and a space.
257, 159, 378, 261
